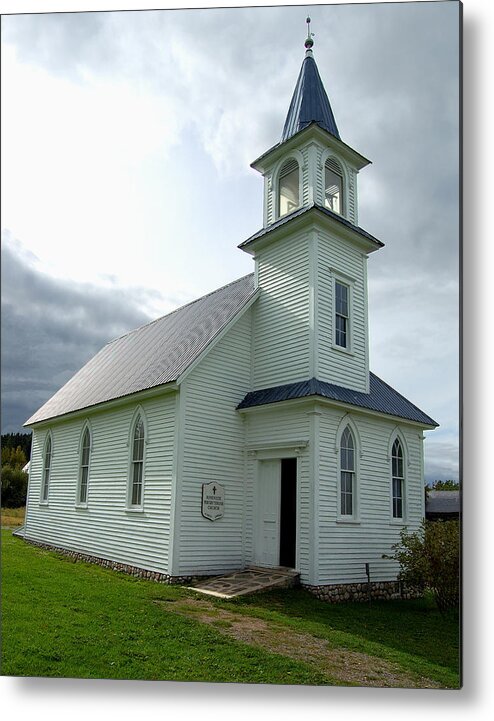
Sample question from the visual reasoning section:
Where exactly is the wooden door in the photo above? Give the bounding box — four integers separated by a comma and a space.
256, 459, 281, 567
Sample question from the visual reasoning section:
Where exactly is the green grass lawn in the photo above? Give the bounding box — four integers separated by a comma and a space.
1, 529, 460, 687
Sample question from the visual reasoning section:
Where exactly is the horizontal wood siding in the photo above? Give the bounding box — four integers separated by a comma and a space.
254, 232, 311, 388
317, 406, 425, 584
24, 393, 176, 574
316, 229, 368, 391
177, 311, 252, 575
244, 406, 313, 582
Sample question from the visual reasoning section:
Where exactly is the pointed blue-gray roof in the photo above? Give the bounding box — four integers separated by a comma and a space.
281, 49, 340, 142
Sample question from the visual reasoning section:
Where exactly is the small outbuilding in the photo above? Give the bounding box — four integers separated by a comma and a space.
425, 491, 460, 522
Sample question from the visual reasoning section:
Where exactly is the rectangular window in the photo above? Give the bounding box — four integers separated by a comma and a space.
340, 471, 353, 516
392, 478, 403, 518
335, 281, 349, 348
131, 461, 143, 506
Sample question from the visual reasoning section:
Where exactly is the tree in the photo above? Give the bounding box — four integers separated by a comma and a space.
387, 520, 460, 613
431, 480, 460, 491
1, 445, 29, 508
1, 465, 28, 508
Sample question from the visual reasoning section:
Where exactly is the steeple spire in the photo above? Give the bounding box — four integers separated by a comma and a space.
281, 18, 340, 142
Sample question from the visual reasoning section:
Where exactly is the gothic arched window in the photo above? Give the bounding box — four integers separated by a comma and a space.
391, 438, 405, 519
340, 425, 355, 517
129, 415, 145, 507
278, 158, 300, 218
41, 433, 52, 502
78, 426, 91, 505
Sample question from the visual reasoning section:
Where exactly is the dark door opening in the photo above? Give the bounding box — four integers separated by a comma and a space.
279, 457, 297, 568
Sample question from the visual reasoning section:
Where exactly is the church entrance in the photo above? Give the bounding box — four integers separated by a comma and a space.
256, 457, 297, 569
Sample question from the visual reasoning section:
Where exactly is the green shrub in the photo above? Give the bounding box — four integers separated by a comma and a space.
388, 520, 460, 613
1, 465, 28, 508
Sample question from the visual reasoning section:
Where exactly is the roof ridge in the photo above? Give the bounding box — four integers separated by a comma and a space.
107, 272, 255, 347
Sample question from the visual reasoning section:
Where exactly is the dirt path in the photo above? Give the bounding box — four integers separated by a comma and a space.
155, 596, 442, 688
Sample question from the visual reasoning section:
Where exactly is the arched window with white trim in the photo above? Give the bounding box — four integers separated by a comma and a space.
77, 425, 91, 505
325, 157, 344, 215
278, 158, 300, 218
340, 425, 355, 517
129, 414, 145, 507
391, 438, 405, 519
41, 433, 52, 502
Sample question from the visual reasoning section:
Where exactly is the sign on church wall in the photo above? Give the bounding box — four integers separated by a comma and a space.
201, 482, 225, 521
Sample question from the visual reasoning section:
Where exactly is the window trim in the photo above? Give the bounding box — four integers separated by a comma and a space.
40, 432, 53, 505
76, 421, 92, 508
275, 153, 303, 220
388, 429, 408, 523
330, 270, 355, 354
335, 416, 361, 522
126, 407, 148, 511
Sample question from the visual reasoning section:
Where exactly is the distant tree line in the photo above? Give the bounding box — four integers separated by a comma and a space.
1, 433, 32, 508
429, 480, 460, 491
1, 432, 32, 460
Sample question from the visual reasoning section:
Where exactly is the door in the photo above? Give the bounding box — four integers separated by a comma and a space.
256, 459, 281, 567
256, 458, 297, 568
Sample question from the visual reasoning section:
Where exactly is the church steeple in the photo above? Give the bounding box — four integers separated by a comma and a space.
250, 22, 371, 230
281, 17, 340, 142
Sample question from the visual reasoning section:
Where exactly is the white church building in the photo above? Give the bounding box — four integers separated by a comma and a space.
23, 31, 437, 599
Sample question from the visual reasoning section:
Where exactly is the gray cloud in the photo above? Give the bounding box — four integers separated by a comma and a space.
1, 4, 459, 480
1, 235, 159, 433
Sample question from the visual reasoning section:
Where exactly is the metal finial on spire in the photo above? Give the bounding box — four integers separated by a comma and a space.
305, 16, 314, 50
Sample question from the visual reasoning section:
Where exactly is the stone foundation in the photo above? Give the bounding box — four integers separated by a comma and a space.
23, 537, 195, 585
303, 580, 422, 603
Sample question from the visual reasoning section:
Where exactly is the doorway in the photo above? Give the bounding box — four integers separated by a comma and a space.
256, 457, 297, 569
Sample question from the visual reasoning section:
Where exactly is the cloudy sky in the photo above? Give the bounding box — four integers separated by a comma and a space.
1, 0, 460, 482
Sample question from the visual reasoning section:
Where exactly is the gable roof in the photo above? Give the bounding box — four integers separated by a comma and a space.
281, 50, 340, 142
25, 274, 256, 426
237, 374, 438, 428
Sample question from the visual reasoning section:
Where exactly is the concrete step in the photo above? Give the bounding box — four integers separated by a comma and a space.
187, 566, 300, 599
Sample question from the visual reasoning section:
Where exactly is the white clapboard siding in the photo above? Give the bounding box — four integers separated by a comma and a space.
243, 405, 312, 581
176, 310, 252, 576
24, 392, 176, 574
316, 228, 368, 391
316, 406, 425, 585
254, 231, 311, 388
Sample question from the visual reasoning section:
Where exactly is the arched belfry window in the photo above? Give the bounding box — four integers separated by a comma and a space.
391, 438, 404, 519
278, 158, 300, 218
41, 433, 52, 502
340, 425, 355, 516
130, 415, 145, 507
325, 157, 344, 215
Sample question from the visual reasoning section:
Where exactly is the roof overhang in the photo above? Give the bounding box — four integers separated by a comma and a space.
24, 382, 179, 429
237, 394, 438, 431
239, 204, 384, 257
251, 122, 371, 175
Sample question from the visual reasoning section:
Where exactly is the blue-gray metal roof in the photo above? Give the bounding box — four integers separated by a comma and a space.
25, 274, 256, 425
282, 51, 340, 142
425, 491, 460, 514
237, 374, 438, 427
238, 203, 384, 251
